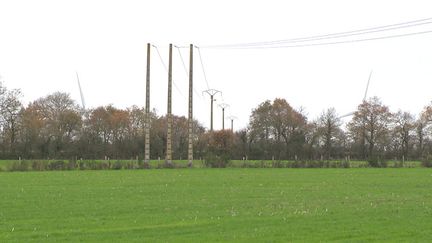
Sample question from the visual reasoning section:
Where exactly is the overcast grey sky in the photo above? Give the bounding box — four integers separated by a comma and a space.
0, 0, 432, 130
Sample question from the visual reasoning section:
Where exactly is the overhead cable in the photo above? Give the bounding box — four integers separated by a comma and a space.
152, 45, 187, 100
199, 17, 432, 49
174, 46, 204, 100
196, 47, 211, 90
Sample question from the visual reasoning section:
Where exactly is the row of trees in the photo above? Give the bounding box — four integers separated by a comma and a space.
1, 82, 432, 161
0, 86, 207, 159
239, 97, 432, 161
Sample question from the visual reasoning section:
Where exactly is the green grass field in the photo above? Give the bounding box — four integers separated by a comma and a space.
1, 169, 432, 242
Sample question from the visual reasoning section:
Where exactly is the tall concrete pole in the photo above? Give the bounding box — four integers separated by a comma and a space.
188, 44, 193, 167
223, 109, 225, 130
144, 43, 151, 164
227, 116, 237, 132
211, 95, 214, 131
218, 103, 229, 130
166, 44, 173, 165
203, 89, 221, 132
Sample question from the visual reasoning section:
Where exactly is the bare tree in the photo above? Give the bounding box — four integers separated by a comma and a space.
417, 103, 432, 157
416, 117, 427, 158
317, 107, 341, 159
0, 88, 23, 154
392, 110, 415, 160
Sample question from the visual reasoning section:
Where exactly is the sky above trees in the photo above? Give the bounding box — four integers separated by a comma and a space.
0, 0, 432, 130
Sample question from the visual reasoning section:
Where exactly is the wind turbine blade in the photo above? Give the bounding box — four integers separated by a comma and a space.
76, 72, 86, 110
363, 70, 373, 101
339, 111, 355, 119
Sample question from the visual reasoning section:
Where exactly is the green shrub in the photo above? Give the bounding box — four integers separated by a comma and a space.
10, 160, 31, 171
125, 161, 138, 170
32, 160, 46, 171
111, 161, 123, 170
89, 161, 109, 170
368, 157, 388, 168
393, 161, 404, 168
271, 160, 284, 168
341, 161, 350, 168
155, 161, 174, 169
138, 161, 150, 169
368, 156, 387, 168
66, 160, 77, 170
204, 152, 230, 168
368, 159, 379, 168
77, 161, 86, 170
422, 161, 432, 167
48, 160, 66, 170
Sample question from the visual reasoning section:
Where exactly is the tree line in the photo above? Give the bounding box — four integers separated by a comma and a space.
240, 97, 432, 162
1, 82, 432, 161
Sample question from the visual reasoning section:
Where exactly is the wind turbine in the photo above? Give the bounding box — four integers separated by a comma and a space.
76, 72, 86, 112
339, 70, 373, 118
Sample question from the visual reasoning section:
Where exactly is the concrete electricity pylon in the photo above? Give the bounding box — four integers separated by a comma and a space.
144, 43, 151, 164
203, 89, 221, 131
226, 116, 237, 131
166, 44, 173, 165
218, 103, 229, 130
187, 44, 193, 167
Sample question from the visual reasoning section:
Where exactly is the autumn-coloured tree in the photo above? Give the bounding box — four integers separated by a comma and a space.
205, 130, 235, 167
84, 105, 131, 158
249, 100, 272, 143
348, 97, 393, 159
22, 92, 82, 158
4, 75, 432, 162
16, 104, 44, 158
126, 106, 146, 158
151, 114, 205, 160
248, 98, 307, 160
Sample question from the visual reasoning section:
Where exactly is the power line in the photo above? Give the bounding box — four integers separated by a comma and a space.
200, 29, 432, 50
152, 45, 187, 100
199, 17, 432, 49
272, 20, 432, 46
174, 45, 204, 100
195, 47, 232, 126
175, 45, 189, 75
152, 45, 169, 69
196, 47, 211, 90
201, 17, 432, 48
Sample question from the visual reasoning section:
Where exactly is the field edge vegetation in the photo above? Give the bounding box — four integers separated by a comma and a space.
0, 158, 431, 172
